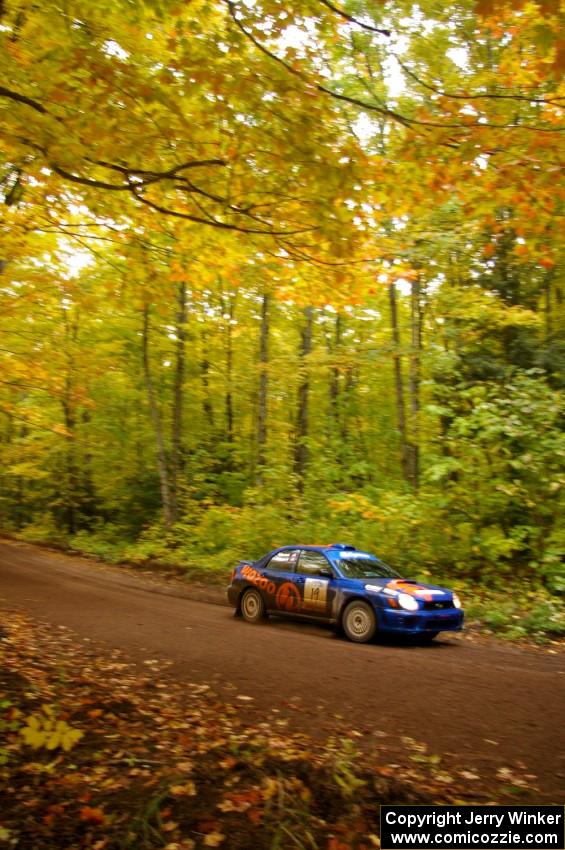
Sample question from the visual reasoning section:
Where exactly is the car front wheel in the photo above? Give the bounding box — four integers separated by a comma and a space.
240, 588, 266, 624
342, 600, 377, 643
417, 631, 439, 644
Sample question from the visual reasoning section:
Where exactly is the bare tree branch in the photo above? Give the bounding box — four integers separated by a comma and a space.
395, 56, 565, 106
91, 158, 228, 179
0, 85, 47, 114
130, 186, 316, 236
49, 163, 131, 191
317, 0, 391, 37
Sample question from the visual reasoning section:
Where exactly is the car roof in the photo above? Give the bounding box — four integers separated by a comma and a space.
267, 544, 365, 556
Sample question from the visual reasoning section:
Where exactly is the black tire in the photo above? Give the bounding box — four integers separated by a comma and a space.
342, 600, 377, 643
240, 588, 266, 624
417, 632, 439, 644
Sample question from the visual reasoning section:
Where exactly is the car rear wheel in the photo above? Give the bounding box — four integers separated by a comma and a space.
241, 588, 266, 624
342, 600, 377, 643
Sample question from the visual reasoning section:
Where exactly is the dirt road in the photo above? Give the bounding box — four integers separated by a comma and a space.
1, 539, 564, 801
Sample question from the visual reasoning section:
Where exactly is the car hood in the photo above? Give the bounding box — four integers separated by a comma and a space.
383, 578, 454, 601
344, 577, 454, 601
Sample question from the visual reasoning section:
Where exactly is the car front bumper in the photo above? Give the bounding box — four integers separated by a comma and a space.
378, 606, 464, 634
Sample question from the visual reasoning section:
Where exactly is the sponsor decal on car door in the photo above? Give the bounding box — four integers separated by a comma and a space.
263, 549, 301, 612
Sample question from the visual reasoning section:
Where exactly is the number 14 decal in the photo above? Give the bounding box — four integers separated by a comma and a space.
303, 578, 329, 611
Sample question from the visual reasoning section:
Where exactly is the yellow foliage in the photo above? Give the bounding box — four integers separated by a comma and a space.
19, 706, 83, 752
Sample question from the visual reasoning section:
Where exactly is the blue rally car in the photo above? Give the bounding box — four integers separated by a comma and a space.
227, 544, 463, 643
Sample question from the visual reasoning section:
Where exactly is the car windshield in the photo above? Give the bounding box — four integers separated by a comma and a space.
335, 554, 400, 579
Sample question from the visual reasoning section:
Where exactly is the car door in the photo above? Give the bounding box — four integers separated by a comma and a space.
261, 549, 302, 614
295, 550, 335, 620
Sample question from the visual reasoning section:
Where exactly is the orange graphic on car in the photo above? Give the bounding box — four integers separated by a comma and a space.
241, 565, 276, 596
275, 582, 301, 612
386, 579, 434, 602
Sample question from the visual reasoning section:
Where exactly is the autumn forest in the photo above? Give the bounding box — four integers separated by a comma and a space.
1, 0, 564, 635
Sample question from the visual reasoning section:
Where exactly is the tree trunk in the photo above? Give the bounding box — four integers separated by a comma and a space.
294, 306, 313, 490
409, 275, 423, 491
544, 267, 555, 342
61, 309, 80, 534
388, 283, 412, 486
81, 408, 96, 523
257, 291, 270, 476
170, 280, 187, 522
329, 313, 342, 423
200, 329, 215, 432
142, 303, 173, 527
61, 389, 77, 534
225, 296, 235, 446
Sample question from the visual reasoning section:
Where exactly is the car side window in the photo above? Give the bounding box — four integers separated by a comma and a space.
265, 550, 298, 572
298, 550, 333, 576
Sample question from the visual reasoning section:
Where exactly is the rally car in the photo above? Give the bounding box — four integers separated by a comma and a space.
227, 544, 463, 643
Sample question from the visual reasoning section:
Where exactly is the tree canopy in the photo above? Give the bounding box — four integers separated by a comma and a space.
1, 0, 564, 616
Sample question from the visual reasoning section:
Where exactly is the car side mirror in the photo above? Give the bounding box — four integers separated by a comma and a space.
318, 567, 333, 578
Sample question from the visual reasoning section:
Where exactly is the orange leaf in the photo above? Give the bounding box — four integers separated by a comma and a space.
79, 806, 107, 825
327, 838, 350, 850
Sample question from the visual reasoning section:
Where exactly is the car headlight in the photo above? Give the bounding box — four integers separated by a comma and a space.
452, 593, 462, 609
397, 592, 419, 611
365, 584, 381, 593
